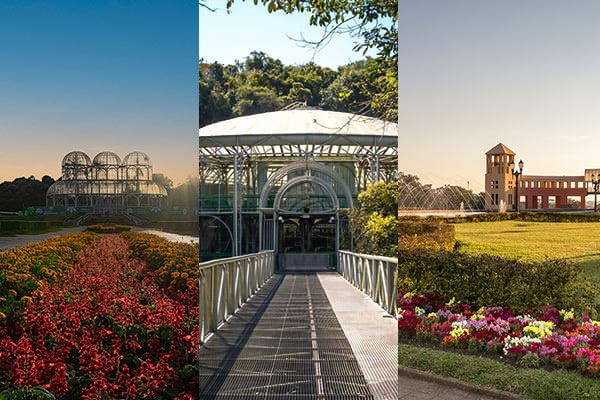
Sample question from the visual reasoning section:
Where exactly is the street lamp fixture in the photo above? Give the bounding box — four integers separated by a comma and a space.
591, 174, 600, 212
511, 159, 524, 211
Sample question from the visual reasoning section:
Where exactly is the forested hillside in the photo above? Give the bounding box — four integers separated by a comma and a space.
199, 51, 397, 127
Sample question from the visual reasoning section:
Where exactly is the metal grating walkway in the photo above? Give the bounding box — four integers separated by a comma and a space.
198, 273, 375, 399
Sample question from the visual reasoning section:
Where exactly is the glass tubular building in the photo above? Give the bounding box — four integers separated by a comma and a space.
199, 109, 398, 269
46, 151, 167, 215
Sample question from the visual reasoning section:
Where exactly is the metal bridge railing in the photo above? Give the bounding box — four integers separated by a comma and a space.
339, 250, 398, 318
199, 250, 275, 343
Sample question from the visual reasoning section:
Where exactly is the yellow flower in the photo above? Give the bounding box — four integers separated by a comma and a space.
0, 312, 6, 319
8, 289, 17, 297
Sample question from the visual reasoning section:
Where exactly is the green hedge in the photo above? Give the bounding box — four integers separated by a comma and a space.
463, 211, 600, 223
0, 219, 64, 233
398, 220, 456, 252
398, 249, 599, 316
85, 224, 132, 234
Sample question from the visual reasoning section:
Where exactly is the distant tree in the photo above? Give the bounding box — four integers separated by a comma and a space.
232, 86, 284, 116
168, 178, 199, 208
199, 52, 396, 126
0, 176, 55, 211
320, 58, 397, 121
152, 173, 174, 191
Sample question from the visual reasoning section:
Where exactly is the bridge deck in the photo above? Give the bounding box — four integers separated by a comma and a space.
198, 273, 396, 399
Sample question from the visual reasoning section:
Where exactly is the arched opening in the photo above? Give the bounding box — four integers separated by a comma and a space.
258, 162, 351, 272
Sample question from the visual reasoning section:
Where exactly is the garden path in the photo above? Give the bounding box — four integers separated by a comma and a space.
0, 226, 86, 250
397, 372, 515, 400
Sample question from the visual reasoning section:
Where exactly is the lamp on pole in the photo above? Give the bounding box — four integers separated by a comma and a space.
511, 160, 524, 211
592, 174, 600, 212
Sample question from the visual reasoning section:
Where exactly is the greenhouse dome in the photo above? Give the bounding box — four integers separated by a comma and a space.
46, 151, 167, 215
199, 109, 398, 269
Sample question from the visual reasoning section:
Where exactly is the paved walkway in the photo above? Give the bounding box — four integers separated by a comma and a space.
397, 373, 507, 400
199, 272, 397, 399
132, 228, 198, 244
0, 227, 197, 251
318, 273, 397, 400
0, 227, 87, 250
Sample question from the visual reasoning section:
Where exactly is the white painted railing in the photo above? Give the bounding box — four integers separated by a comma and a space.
199, 250, 275, 343
339, 250, 398, 318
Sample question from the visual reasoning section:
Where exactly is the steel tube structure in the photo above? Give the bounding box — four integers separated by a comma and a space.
338, 250, 398, 318
199, 250, 275, 343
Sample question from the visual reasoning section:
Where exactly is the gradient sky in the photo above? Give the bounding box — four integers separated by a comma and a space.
199, 1, 382, 68
399, 1, 600, 194
0, 1, 198, 185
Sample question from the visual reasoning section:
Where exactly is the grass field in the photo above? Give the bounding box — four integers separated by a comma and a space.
398, 343, 600, 400
455, 220, 600, 287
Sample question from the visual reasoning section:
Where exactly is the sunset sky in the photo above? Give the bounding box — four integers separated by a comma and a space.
399, 1, 600, 193
0, 1, 198, 185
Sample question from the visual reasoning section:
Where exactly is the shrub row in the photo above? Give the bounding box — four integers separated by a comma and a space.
85, 223, 132, 233
0, 219, 65, 233
398, 249, 599, 316
463, 212, 600, 223
398, 220, 456, 251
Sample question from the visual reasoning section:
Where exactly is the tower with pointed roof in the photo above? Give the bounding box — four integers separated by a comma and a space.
485, 143, 517, 211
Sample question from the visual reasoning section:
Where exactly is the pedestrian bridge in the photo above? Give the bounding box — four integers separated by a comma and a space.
198, 251, 397, 399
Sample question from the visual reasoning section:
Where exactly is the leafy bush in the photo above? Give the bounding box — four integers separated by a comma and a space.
398, 249, 599, 316
347, 181, 398, 257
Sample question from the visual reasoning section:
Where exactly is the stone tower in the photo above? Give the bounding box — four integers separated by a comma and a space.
485, 143, 516, 211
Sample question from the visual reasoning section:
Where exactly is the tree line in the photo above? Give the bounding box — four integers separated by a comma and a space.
199, 51, 397, 127
0, 175, 198, 212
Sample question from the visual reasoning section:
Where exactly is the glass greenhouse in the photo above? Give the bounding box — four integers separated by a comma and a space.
199, 109, 398, 269
46, 151, 167, 215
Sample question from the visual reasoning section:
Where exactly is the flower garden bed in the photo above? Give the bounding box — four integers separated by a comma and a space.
398, 292, 600, 376
0, 232, 198, 399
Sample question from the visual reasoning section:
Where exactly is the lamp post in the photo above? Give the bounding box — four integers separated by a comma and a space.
511, 159, 524, 211
592, 174, 600, 212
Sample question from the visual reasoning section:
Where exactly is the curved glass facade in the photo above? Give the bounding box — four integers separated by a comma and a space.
46, 151, 167, 214
199, 109, 398, 264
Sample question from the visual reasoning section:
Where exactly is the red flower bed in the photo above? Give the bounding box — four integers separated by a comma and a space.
0, 234, 198, 399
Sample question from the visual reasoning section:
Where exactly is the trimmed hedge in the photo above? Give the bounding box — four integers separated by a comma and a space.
0, 219, 64, 233
463, 212, 600, 223
398, 249, 599, 316
398, 220, 455, 251
85, 224, 132, 233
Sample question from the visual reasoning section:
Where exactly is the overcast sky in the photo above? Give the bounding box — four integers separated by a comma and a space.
0, 1, 198, 185
399, 1, 600, 193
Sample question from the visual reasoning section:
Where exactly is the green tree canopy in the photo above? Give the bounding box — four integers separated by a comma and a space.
199, 52, 396, 127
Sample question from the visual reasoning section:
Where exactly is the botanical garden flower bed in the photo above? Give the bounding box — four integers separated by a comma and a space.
398, 292, 600, 376
0, 232, 198, 399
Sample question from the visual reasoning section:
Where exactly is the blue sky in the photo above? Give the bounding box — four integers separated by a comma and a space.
199, 1, 381, 68
0, 1, 198, 184
399, 1, 600, 193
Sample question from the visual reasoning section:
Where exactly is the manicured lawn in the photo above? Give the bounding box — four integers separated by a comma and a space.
455, 220, 600, 287
398, 343, 600, 400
